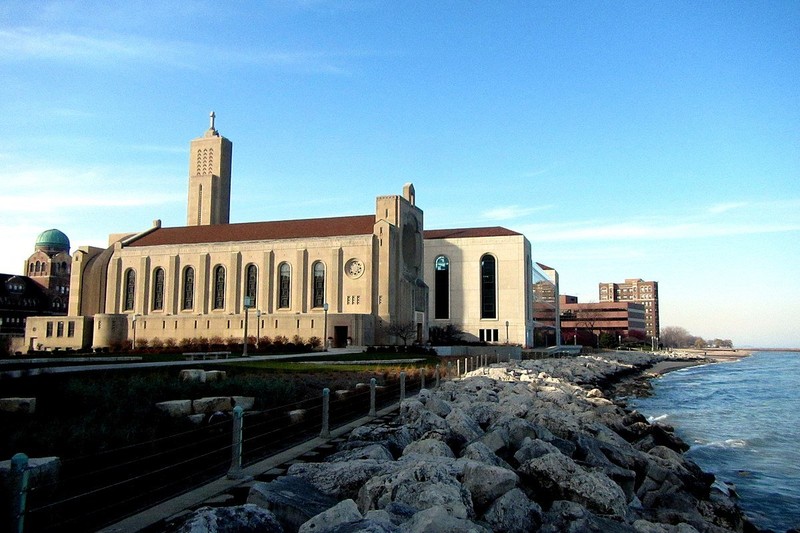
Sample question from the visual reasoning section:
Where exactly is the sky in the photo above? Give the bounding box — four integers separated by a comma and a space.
1, 1, 798, 348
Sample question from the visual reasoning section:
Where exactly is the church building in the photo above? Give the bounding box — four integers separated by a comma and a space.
25, 115, 538, 352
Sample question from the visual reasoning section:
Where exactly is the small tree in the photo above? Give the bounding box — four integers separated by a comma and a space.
386, 321, 418, 346
429, 324, 465, 345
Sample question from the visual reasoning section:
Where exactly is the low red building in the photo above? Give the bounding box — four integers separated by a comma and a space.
559, 296, 646, 346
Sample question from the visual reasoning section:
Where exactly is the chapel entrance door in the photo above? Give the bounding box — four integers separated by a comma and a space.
334, 326, 349, 348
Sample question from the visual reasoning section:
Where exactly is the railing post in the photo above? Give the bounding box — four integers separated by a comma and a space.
420, 369, 425, 390
369, 378, 377, 417
10, 453, 28, 533
400, 372, 406, 402
457, 359, 461, 376
435, 364, 440, 388
464, 357, 468, 374
227, 406, 245, 480
320, 388, 331, 439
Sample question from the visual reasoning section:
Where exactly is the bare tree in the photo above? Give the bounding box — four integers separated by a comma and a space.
386, 321, 418, 345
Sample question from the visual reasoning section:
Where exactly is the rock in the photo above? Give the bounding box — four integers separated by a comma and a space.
156, 400, 193, 417
299, 498, 362, 533
357, 460, 473, 520
326, 444, 393, 463
288, 409, 306, 424
179, 369, 206, 382
461, 441, 513, 470
444, 407, 484, 448
347, 424, 414, 458
540, 500, 637, 533
519, 452, 628, 517
248, 476, 339, 532
482, 487, 543, 533
402, 506, 490, 533
0, 397, 36, 413
513, 437, 561, 464
0, 455, 61, 500
205, 370, 227, 382
287, 460, 393, 501
172, 504, 283, 533
460, 461, 518, 511
193, 397, 233, 414
402, 438, 455, 458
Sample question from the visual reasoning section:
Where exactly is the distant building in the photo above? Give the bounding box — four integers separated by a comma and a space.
0, 230, 71, 350
559, 296, 646, 346
599, 278, 659, 339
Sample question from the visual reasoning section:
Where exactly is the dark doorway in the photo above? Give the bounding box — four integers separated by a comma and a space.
334, 326, 349, 348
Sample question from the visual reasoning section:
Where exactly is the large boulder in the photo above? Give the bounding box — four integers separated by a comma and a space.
0, 397, 36, 413
287, 460, 393, 501
248, 476, 339, 532
298, 499, 362, 533
519, 452, 628, 517
401, 506, 490, 533
172, 504, 283, 533
482, 487, 542, 533
461, 462, 518, 512
357, 460, 473, 520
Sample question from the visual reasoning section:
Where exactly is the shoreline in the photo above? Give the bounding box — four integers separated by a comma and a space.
163, 351, 767, 533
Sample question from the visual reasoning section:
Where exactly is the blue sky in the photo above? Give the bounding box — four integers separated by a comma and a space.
1, 1, 798, 348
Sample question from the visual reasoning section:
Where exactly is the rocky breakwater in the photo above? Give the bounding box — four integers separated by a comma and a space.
174, 352, 763, 533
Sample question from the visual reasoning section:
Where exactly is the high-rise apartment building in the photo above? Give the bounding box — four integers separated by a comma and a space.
599, 278, 659, 339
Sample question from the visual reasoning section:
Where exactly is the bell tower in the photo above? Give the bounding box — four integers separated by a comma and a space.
187, 112, 233, 226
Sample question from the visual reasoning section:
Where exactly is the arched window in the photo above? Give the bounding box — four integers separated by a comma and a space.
61, 261, 68, 273
28, 263, 33, 273
213, 265, 225, 309
434, 255, 450, 319
182, 267, 194, 310
480, 254, 497, 319
124, 268, 136, 311
152, 267, 165, 311
278, 262, 291, 309
312, 261, 325, 308
245, 264, 258, 307
35, 261, 41, 273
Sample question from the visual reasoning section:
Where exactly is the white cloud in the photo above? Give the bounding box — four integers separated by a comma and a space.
0, 27, 369, 73
708, 202, 748, 214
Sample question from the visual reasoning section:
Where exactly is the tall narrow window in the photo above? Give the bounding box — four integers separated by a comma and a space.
213, 265, 225, 309
245, 264, 257, 307
152, 268, 165, 311
312, 261, 325, 308
182, 267, 195, 310
480, 254, 497, 319
124, 268, 136, 311
278, 262, 291, 309
434, 255, 450, 319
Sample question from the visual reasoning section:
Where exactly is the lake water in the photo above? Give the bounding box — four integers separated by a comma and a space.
629, 351, 800, 532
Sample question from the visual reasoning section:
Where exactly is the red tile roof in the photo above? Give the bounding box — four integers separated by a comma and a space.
423, 227, 521, 240
128, 215, 376, 247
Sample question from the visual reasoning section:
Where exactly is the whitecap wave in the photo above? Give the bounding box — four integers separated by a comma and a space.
647, 413, 670, 423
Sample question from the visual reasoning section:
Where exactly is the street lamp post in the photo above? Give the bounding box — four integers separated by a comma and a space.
256, 310, 261, 350
243, 296, 252, 357
323, 303, 329, 351
505, 320, 509, 344
131, 314, 140, 351
574, 327, 577, 346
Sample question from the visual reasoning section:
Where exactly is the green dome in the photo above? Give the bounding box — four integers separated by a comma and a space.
35, 229, 70, 252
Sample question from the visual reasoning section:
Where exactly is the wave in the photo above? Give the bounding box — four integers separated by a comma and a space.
693, 438, 748, 449
647, 413, 670, 423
